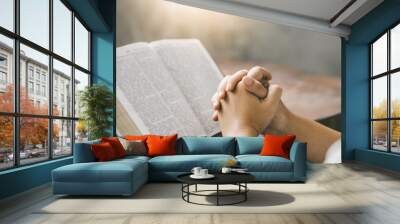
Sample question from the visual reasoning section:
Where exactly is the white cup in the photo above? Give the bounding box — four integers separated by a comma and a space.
221, 167, 232, 174
200, 169, 208, 176
191, 167, 202, 176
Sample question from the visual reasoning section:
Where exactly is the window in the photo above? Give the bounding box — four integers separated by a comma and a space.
19, 117, 49, 165
74, 69, 89, 118
53, 59, 72, 117
371, 23, 400, 153
42, 85, 46, 97
20, 0, 49, 49
0, 0, 14, 31
28, 67, 34, 80
28, 81, 34, 94
0, 34, 13, 113
35, 70, 40, 81
0, 54, 7, 67
0, 116, 13, 170
0, 54, 8, 89
75, 18, 89, 70
0, 0, 91, 170
53, 0, 72, 60
53, 119, 72, 158
0, 71, 6, 84
35, 84, 40, 95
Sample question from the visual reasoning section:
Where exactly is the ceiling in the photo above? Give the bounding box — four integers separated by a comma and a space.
166, 0, 384, 38
228, 0, 352, 22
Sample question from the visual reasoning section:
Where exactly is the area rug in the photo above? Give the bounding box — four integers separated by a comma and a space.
37, 183, 361, 214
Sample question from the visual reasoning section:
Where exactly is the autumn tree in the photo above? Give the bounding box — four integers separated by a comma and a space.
0, 85, 14, 151
372, 99, 400, 143
0, 84, 60, 152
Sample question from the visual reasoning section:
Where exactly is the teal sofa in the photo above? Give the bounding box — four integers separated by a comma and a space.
52, 136, 306, 196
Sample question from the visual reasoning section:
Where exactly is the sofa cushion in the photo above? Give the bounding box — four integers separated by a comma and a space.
260, 135, 296, 159
53, 158, 147, 183
91, 142, 118, 162
236, 137, 264, 155
147, 134, 178, 157
101, 137, 127, 158
149, 154, 235, 172
177, 137, 235, 155
119, 139, 148, 156
236, 155, 293, 172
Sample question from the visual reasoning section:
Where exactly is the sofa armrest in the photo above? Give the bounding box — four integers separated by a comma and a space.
73, 140, 100, 163
289, 141, 307, 181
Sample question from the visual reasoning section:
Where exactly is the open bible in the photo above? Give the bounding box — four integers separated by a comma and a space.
117, 39, 223, 136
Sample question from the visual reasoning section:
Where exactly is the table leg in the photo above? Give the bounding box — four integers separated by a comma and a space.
187, 184, 190, 202
217, 184, 219, 206
245, 183, 247, 201
181, 184, 183, 199
195, 184, 198, 192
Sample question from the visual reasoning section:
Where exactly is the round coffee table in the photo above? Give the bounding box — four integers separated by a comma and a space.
177, 173, 255, 206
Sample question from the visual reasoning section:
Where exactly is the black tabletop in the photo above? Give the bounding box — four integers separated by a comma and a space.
177, 172, 255, 185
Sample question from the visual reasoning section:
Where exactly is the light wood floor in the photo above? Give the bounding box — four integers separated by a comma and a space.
1, 162, 400, 224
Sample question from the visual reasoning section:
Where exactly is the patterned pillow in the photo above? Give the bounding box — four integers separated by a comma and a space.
119, 138, 147, 156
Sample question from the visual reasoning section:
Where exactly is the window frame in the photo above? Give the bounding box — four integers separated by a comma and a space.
370, 21, 400, 154
0, 0, 92, 171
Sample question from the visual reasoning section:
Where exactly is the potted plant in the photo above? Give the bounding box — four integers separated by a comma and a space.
79, 84, 114, 140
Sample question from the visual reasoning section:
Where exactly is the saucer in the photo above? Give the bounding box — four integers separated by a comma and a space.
190, 174, 215, 179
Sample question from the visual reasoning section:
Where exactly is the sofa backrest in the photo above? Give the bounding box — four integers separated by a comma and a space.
235, 137, 264, 155
74, 136, 300, 160
176, 136, 236, 155
73, 139, 100, 163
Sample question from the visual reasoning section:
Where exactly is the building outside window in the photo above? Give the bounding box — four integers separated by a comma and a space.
28, 81, 34, 94
0, 71, 6, 86
371, 22, 400, 153
0, 0, 91, 170
41, 85, 46, 97
0, 54, 7, 67
28, 66, 34, 80
35, 83, 40, 95
35, 70, 40, 81
0, 54, 7, 90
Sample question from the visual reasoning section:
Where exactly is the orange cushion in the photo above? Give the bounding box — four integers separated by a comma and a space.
101, 137, 127, 158
124, 135, 149, 141
260, 134, 296, 159
146, 134, 178, 157
91, 142, 118, 161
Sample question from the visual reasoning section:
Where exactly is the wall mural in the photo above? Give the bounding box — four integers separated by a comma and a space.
116, 0, 341, 163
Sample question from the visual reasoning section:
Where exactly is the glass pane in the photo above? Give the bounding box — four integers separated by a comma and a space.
391, 120, 400, 153
75, 120, 88, 143
20, 0, 49, 49
372, 121, 388, 151
53, 119, 72, 157
20, 117, 49, 165
372, 76, 387, 119
53, 59, 72, 117
391, 72, 400, 118
392, 24, 400, 70
0, 0, 14, 31
75, 17, 89, 70
0, 34, 14, 112
53, 0, 72, 60
74, 69, 89, 117
372, 33, 387, 76
0, 116, 13, 170
20, 44, 49, 115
